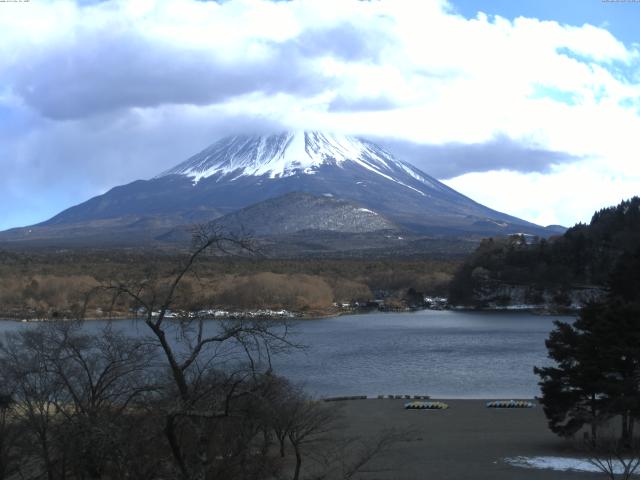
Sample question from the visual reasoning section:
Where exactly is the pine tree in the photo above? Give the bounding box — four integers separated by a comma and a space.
535, 248, 640, 444
534, 315, 611, 442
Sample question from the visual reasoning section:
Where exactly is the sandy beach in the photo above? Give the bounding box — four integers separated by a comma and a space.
328, 399, 599, 480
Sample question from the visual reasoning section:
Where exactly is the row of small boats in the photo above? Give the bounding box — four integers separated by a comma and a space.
404, 401, 449, 409
486, 400, 535, 408
404, 400, 536, 410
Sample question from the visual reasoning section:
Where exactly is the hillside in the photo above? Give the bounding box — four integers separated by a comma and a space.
448, 197, 640, 310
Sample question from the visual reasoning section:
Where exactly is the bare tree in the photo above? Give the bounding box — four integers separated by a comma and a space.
0, 328, 69, 480
43, 322, 157, 479
0, 321, 160, 480
261, 376, 409, 480
261, 377, 405, 480
582, 434, 640, 480
262, 375, 301, 459
285, 397, 340, 480
100, 224, 294, 480
0, 394, 20, 480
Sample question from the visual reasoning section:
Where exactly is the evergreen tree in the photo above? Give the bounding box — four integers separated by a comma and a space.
535, 248, 640, 444
534, 315, 611, 442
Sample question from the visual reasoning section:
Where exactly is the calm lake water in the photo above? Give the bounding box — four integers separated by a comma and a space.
0, 310, 573, 399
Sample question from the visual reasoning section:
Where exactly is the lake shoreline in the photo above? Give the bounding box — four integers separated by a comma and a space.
0, 304, 577, 323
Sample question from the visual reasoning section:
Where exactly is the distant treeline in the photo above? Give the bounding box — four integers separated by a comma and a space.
0, 253, 459, 319
449, 197, 640, 306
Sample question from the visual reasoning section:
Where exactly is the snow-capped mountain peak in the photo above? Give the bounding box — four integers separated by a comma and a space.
2, 130, 550, 247
158, 131, 425, 186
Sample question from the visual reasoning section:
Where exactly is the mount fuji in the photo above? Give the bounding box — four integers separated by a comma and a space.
1, 131, 560, 252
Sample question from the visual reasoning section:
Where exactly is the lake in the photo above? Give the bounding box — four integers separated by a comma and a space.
0, 309, 572, 399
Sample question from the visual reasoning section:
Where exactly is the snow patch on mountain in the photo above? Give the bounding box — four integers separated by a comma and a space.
357, 208, 377, 215
397, 162, 444, 192
157, 131, 436, 197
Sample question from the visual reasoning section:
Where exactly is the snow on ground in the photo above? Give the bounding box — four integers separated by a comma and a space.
505, 455, 633, 474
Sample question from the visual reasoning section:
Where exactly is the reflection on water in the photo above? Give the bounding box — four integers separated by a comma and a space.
0, 309, 573, 399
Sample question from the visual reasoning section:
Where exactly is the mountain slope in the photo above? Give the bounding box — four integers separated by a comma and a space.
156, 192, 418, 256
209, 191, 398, 236
158, 192, 478, 258
1, 131, 553, 249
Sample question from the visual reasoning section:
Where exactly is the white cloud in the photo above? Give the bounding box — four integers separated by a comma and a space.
1, 0, 640, 229
444, 159, 640, 227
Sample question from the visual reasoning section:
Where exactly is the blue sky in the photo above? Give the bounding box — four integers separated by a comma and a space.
453, 0, 639, 47
1, 0, 640, 231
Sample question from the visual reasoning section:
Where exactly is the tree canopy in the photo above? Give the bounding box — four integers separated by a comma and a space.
450, 196, 640, 307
